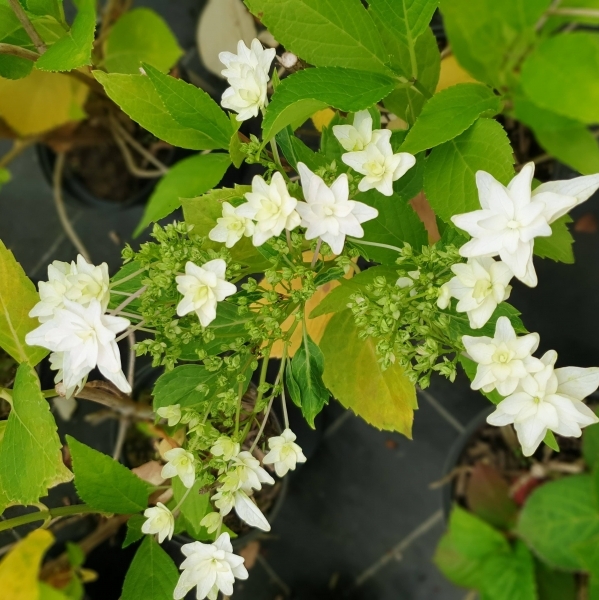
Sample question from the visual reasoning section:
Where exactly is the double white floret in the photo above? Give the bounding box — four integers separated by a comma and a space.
141, 502, 174, 544
208, 202, 254, 248
262, 428, 307, 477
161, 447, 196, 489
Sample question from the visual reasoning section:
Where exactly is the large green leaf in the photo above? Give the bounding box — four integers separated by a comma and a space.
288, 332, 329, 428
423, 118, 515, 225
143, 64, 232, 150
134, 153, 231, 237
320, 310, 417, 437
0, 239, 47, 365
93, 72, 220, 150
355, 189, 428, 264
401, 83, 501, 154
121, 537, 179, 600
103, 8, 182, 75
172, 477, 212, 539
0, 6, 34, 79
534, 215, 574, 264
67, 435, 150, 514
262, 67, 396, 141
23, 0, 65, 22
521, 33, 599, 125
535, 559, 577, 600
152, 364, 223, 410
244, 0, 392, 75
518, 475, 599, 571
0, 364, 72, 510
35, 0, 95, 72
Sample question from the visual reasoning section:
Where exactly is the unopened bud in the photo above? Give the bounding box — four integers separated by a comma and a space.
279, 52, 298, 69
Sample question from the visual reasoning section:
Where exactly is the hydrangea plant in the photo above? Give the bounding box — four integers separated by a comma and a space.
2, 0, 599, 597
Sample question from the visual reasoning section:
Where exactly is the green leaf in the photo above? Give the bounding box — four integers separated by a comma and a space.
143, 63, 232, 149
172, 477, 212, 539
134, 153, 231, 236
103, 8, 182, 75
0, 363, 72, 508
310, 265, 398, 318
121, 536, 179, 600
65, 541, 84, 568
518, 474, 599, 571
320, 310, 417, 437
289, 331, 329, 427
521, 32, 599, 125
0, 6, 34, 79
244, 0, 392, 75
535, 559, 577, 600
355, 189, 428, 264
152, 364, 223, 410
583, 412, 599, 469
313, 266, 346, 288
38, 582, 68, 600
123, 514, 146, 548
534, 215, 574, 264
229, 118, 244, 169
262, 67, 396, 141
543, 430, 560, 452
67, 435, 150, 514
276, 127, 328, 172
459, 355, 503, 405
0, 239, 48, 365
35, 0, 95, 72
424, 118, 515, 225
514, 95, 599, 176
92, 72, 220, 150
23, 0, 65, 22
401, 84, 501, 154
447, 302, 527, 343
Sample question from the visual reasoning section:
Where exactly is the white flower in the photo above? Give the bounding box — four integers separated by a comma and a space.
236, 173, 301, 246
333, 110, 380, 152
141, 502, 174, 544
49, 351, 87, 399
210, 436, 240, 462
174, 533, 248, 600
208, 202, 255, 248
211, 488, 270, 531
219, 38, 276, 121
161, 447, 196, 489
176, 260, 237, 327
30, 255, 110, 322
226, 451, 275, 493
342, 130, 416, 196
295, 162, 378, 254
25, 299, 131, 395
200, 512, 222, 534
396, 270, 420, 297
262, 428, 306, 477
463, 316, 542, 396
451, 163, 599, 287
440, 258, 513, 329
156, 404, 181, 427
487, 350, 599, 456
437, 282, 452, 310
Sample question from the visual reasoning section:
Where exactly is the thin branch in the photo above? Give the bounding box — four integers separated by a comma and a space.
0, 138, 36, 169
110, 125, 165, 179
127, 330, 136, 389
537, 0, 563, 29
0, 42, 39, 61
75, 380, 154, 419
109, 285, 147, 315
311, 239, 322, 268
112, 417, 129, 461
0, 504, 97, 533
7, 0, 46, 53
550, 7, 599, 18
53, 153, 91, 262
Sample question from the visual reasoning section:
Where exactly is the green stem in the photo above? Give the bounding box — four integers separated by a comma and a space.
0, 504, 98, 533
172, 484, 194, 515
347, 237, 404, 253
110, 267, 148, 289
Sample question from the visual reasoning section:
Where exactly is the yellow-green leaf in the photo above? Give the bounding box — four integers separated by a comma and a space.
319, 310, 417, 437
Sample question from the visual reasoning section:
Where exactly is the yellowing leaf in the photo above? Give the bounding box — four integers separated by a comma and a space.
0, 529, 54, 600
0, 71, 88, 136
319, 310, 418, 437
311, 108, 335, 132
436, 55, 478, 92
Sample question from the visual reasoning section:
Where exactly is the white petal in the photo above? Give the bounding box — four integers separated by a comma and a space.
233, 491, 271, 531
555, 367, 599, 400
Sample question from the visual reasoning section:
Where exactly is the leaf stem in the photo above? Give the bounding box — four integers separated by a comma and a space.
347, 237, 404, 253
109, 267, 148, 289
172, 484, 194, 516
311, 239, 322, 268
109, 285, 148, 315
0, 43, 39, 62
0, 505, 99, 533
7, 0, 46, 54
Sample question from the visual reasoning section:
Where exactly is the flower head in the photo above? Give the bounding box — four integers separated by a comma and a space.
463, 316, 542, 396
156, 404, 181, 427
208, 202, 254, 248
487, 351, 599, 456
26, 299, 130, 396
174, 533, 248, 600
200, 512, 223, 534
49, 351, 88, 399
262, 428, 306, 477
295, 163, 378, 254
224, 450, 275, 493
452, 163, 599, 287
439, 257, 513, 329
211, 488, 270, 531
236, 173, 301, 246
342, 130, 416, 196
219, 39, 276, 121
333, 110, 379, 152
176, 260, 237, 327
161, 447, 196, 489
210, 436, 240, 462
141, 502, 174, 543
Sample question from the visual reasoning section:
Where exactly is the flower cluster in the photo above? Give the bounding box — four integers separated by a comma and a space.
25, 255, 131, 397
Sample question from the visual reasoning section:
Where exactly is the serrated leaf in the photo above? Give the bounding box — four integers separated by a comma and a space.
35, 0, 95, 72
93, 72, 219, 150
0, 239, 47, 365
152, 364, 224, 410
245, 0, 392, 75
262, 67, 396, 141
123, 514, 146, 548
290, 331, 329, 427
143, 63, 232, 149
67, 435, 149, 514
423, 118, 515, 224
534, 215, 574, 264
103, 8, 182, 75
401, 84, 501, 154
320, 310, 417, 437
355, 189, 428, 264
134, 153, 231, 236
121, 536, 179, 600
172, 477, 212, 539
0, 364, 72, 507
